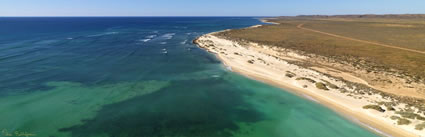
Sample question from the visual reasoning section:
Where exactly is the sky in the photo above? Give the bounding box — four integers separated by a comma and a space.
1, 0, 424, 16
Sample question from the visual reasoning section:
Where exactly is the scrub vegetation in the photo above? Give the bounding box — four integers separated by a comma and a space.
217, 15, 425, 82
363, 105, 386, 112
214, 14, 425, 131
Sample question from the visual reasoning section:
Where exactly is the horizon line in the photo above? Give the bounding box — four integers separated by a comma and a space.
2, 13, 424, 18
0, 15, 277, 18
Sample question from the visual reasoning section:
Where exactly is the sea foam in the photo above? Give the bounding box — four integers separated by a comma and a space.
145, 35, 157, 39
226, 66, 232, 71
162, 33, 175, 39
88, 32, 118, 37
180, 40, 188, 44
140, 39, 151, 42
303, 94, 320, 103
358, 122, 393, 137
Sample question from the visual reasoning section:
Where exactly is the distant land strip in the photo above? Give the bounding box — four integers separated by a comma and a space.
296, 24, 425, 55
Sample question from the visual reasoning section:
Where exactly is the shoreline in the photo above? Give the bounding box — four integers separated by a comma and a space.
260, 18, 280, 25
227, 62, 409, 137
194, 25, 423, 136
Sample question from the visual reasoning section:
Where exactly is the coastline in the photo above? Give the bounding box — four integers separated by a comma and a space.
225, 60, 412, 137
194, 23, 424, 136
260, 18, 280, 25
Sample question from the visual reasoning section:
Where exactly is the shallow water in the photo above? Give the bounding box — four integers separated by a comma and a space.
0, 17, 379, 137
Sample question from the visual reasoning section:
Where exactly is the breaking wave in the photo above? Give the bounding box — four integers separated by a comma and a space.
88, 32, 118, 37
161, 33, 175, 39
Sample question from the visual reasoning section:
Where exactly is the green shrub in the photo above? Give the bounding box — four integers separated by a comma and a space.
396, 111, 416, 119
391, 115, 412, 126
315, 82, 329, 90
285, 71, 296, 78
296, 77, 316, 83
396, 111, 425, 121
339, 88, 348, 93
390, 116, 400, 120
363, 105, 385, 112
397, 118, 411, 125
321, 79, 339, 89
386, 106, 396, 111
415, 123, 425, 130
285, 74, 295, 78
326, 83, 339, 89
417, 116, 425, 121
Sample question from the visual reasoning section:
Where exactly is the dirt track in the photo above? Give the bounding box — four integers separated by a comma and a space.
297, 24, 425, 55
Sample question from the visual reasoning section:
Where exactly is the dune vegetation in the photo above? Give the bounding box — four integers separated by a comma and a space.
217, 16, 425, 82
210, 15, 425, 133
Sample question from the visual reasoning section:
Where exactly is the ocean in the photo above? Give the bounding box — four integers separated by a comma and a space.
0, 17, 379, 137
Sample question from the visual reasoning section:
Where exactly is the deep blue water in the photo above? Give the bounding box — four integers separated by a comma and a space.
0, 17, 378, 137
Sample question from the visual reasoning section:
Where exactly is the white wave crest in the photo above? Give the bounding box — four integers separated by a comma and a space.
180, 40, 188, 44
161, 33, 176, 39
140, 39, 151, 42
88, 32, 118, 37
145, 35, 157, 39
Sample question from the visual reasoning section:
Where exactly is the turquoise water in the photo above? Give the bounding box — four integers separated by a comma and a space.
0, 17, 379, 137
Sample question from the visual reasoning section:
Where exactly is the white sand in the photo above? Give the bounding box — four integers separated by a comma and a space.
195, 33, 424, 137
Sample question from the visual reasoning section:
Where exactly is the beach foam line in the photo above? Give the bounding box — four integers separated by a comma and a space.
302, 94, 320, 103
359, 121, 393, 137
347, 117, 391, 136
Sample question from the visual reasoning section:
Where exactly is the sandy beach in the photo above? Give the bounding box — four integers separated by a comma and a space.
194, 30, 424, 137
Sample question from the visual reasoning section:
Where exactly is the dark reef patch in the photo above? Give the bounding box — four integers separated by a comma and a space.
59, 79, 264, 137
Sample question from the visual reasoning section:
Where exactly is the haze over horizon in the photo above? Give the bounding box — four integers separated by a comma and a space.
1, 0, 425, 17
